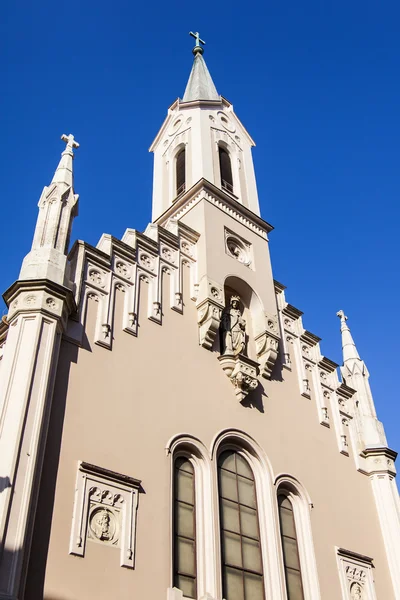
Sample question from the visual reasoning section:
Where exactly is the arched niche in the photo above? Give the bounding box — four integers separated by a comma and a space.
223, 275, 265, 361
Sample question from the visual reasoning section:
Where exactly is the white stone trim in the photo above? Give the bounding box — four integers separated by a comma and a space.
275, 474, 321, 600
368, 470, 400, 598
210, 429, 286, 600
69, 461, 141, 569
336, 547, 377, 600
167, 434, 217, 600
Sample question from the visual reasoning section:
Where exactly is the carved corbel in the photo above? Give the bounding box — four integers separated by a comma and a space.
219, 354, 259, 402
255, 314, 280, 379
197, 299, 223, 349
196, 279, 224, 350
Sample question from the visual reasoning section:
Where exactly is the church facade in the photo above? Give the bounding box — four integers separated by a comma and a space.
0, 36, 399, 600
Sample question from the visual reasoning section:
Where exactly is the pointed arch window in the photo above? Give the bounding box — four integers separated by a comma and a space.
176, 148, 186, 197
173, 456, 197, 598
218, 450, 264, 600
219, 147, 234, 194
278, 494, 305, 600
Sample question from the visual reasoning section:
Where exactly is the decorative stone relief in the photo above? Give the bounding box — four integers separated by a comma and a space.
224, 228, 252, 267
46, 297, 57, 310
337, 548, 377, 600
69, 462, 141, 569
139, 253, 155, 271
24, 295, 36, 306
161, 246, 175, 264
115, 260, 131, 279
88, 269, 105, 287
180, 240, 193, 257
218, 353, 259, 402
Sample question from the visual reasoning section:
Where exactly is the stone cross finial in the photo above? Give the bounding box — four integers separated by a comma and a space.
336, 310, 348, 324
61, 133, 80, 154
189, 31, 205, 47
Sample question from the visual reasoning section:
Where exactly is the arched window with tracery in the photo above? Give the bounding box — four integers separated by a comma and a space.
219, 147, 234, 194
176, 148, 186, 197
173, 456, 197, 598
218, 450, 264, 600
277, 494, 305, 600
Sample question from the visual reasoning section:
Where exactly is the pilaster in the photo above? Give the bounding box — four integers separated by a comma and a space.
363, 446, 400, 598
0, 279, 75, 599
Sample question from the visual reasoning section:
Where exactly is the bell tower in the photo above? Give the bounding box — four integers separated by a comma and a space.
150, 34, 280, 396
150, 32, 261, 221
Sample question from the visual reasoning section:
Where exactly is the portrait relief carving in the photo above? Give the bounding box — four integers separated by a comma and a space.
69, 462, 141, 569
350, 582, 363, 599
220, 295, 247, 356
88, 506, 119, 545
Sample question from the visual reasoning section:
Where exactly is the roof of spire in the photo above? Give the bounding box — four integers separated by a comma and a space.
182, 32, 220, 102
51, 133, 79, 188
336, 310, 361, 364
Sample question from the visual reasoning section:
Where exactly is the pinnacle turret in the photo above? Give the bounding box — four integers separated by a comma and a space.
336, 310, 386, 447
19, 134, 79, 286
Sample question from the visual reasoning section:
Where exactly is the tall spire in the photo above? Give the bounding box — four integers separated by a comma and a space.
182, 31, 220, 102
19, 134, 80, 286
51, 133, 79, 187
336, 310, 360, 363
336, 310, 386, 446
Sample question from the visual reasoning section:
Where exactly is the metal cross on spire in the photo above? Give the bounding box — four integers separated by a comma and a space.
61, 133, 80, 155
189, 31, 205, 55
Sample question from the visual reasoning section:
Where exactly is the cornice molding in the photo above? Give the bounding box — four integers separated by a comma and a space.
155, 178, 273, 240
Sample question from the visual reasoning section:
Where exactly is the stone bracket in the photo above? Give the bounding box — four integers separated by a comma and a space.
255, 329, 280, 379
197, 298, 223, 350
218, 353, 259, 401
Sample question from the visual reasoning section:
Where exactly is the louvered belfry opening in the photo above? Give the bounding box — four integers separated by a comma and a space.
219, 147, 234, 194
176, 148, 186, 197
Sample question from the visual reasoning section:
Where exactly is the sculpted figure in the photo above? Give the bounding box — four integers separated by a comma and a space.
93, 509, 112, 541
220, 295, 247, 356
350, 582, 363, 600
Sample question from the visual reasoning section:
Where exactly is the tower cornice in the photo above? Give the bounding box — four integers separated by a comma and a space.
154, 178, 273, 239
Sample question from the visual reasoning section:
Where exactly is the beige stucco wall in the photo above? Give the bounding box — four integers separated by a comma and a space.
25, 255, 393, 600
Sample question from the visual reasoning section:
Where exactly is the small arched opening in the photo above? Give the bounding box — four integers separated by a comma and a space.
219, 146, 234, 194
176, 147, 186, 197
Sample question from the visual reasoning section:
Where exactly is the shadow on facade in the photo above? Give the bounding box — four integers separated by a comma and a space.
24, 340, 79, 600
0, 476, 11, 493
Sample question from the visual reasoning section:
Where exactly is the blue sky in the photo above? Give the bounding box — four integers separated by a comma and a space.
2, 2, 400, 450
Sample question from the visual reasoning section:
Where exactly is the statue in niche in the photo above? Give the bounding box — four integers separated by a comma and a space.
350, 582, 363, 600
220, 295, 247, 356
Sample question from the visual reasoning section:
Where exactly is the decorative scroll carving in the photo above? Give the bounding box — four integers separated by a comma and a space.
218, 353, 259, 402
